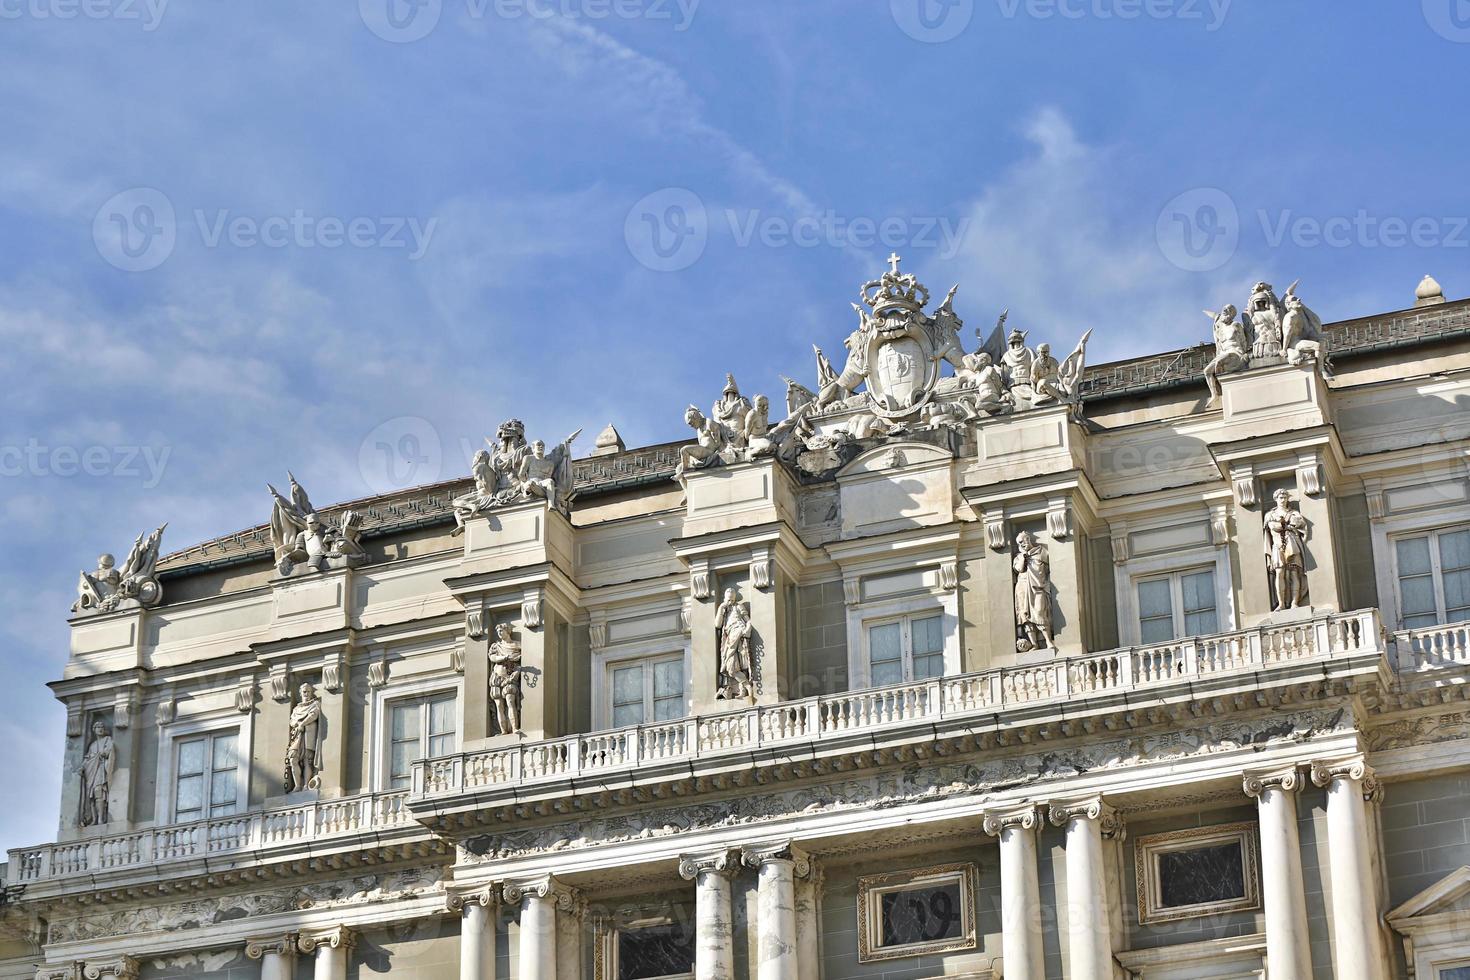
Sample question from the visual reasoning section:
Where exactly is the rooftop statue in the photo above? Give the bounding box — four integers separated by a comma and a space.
71, 524, 167, 616
268, 475, 368, 576
452, 420, 582, 530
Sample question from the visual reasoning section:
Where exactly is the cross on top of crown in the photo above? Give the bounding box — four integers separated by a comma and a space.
888, 252, 903, 275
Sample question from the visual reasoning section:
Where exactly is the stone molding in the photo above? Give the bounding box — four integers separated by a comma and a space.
1242, 764, 1303, 799
81, 961, 137, 980
244, 933, 297, 960
740, 842, 812, 878
297, 925, 356, 954
678, 847, 741, 881
503, 874, 579, 912
980, 803, 1043, 836
1048, 796, 1125, 839
1310, 756, 1382, 801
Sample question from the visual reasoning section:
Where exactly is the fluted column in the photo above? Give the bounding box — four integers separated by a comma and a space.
506, 876, 575, 980
1244, 766, 1312, 980
245, 934, 297, 980
1311, 758, 1389, 980
742, 843, 811, 980
982, 804, 1045, 980
299, 926, 355, 980
450, 887, 499, 980
679, 848, 740, 980
1050, 797, 1122, 980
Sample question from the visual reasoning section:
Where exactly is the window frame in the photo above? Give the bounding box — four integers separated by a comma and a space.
1390, 524, 1470, 630
856, 862, 978, 963
156, 718, 249, 826
1133, 565, 1222, 645
171, 729, 242, 823
1134, 821, 1261, 925
1110, 518, 1235, 647
862, 611, 947, 688
369, 674, 464, 794
841, 564, 960, 692
384, 690, 459, 792
590, 626, 692, 732
593, 911, 695, 980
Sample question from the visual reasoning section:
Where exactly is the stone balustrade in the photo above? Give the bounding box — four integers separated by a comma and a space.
1396, 619, 1470, 670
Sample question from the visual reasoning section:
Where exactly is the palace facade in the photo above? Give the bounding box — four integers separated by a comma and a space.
4, 261, 1470, 980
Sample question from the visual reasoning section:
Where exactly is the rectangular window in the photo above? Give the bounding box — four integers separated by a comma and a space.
594, 914, 695, 980
1396, 527, 1470, 629
1439, 967, 1470, 980
609, 655, 686, 728
865, 613, 946, 687
1135, 568, 1219, 643
387, 693, 457, 790
173, 731, 239, 822
857, 864, 977, 962
1136, 822, 1261, 924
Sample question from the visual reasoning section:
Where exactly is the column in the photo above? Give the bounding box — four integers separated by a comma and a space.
299, 926, 355, 980
1243, 766, 1313, 980
679, 848, 739, 980
794, 864, 824, 980
79, 958, 138, 980
1049, 797, 1122, 980
505, 876, 572, 980
245, 934, 297, 980
556, 888, 586, 980
1311, 758, 1389, 980
982, 804, 1045, 980
450, 887, 499, 980
742, 843, 810, 980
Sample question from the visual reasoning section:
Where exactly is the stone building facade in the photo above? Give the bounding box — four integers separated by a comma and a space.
3, 262, 1470, 980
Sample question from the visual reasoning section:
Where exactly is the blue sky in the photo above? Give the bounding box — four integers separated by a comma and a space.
1, 0, 1466, 853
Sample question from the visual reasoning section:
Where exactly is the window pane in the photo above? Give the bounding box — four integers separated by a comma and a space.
612, 701, 645, 728
1444, 569, 1470, 618
1397, 536, 1433, 576
175, 773, 203, 817
1180, 571, 1215, 614
911, 615, 944, 656
210, 770, 236, 810
1404, 611, 1441, 630
177, 738, 205, 777
427, 733, 454, 758
390, 703, 417, 741
868, 622, 903, 685
878, 883, 965, 947
1440, 529, 1470, 572
612, 665, 645, 708
912, 652, 944, 681
428, 697, 456, 738
653, 659, 684, 699
211, 733, 238, 771
1400, 574, 1438, 620
1438, 968, 1470, 980
1137, 579, 1172, 619
390, 741, 415, 787
618, 921, 695, 980
652, 694, 683, 722
1156, 841, 1247, 908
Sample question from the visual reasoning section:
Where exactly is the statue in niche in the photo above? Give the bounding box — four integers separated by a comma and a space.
78, 720, 115, 827
1013, 531, 1055, 653
268, 475, 367, 575
488, 623, 524, 736
1203, 305, 1250, 399
1264, 488, 1310, 611
285, 682, 324, 794
72, 525, 166, 616
714, 588, 755, 701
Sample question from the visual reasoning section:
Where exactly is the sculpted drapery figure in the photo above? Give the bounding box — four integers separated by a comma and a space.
72, 525, 166, 616
676, 406, 731, 480
1264, 488, 1310, 611
452, 420, 582, 529
1013, 531, 1055, 652
714, 588, 754, 701
268, 476, 367, 575
285, 682, 324, 794
1203, 305, 1250, 399
78, 720, 115, 827
487, 623, 524, 736
515, 431, 581, 510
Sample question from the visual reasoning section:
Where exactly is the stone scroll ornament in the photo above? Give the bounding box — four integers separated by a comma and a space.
488, 623, 524, 736
452, 419, 581, 532
71, 524, 166, 616
284, 682, 324, 794
268, 474, 366, 576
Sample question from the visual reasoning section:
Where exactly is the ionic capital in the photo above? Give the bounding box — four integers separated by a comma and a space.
741, 841, 812, 878
981, 803, 1042, 837
298, 925, 357, 954
503, 874, 579, 912
446, 884, 501, 914
36, 967, 80, 980
1048, 796, 1125, 839
1310, 756, 1381, 801
244, 934, 297, 960
81, 960, 137, 980
678, 847, 741, 881
1242, 764, 1303, 799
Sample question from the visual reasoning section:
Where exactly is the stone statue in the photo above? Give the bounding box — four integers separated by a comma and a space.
452, 450, 497, 534
452, 420, 582, 527
488, 623, 524, 736
1281, 285, 1325, 365
1246, 282, 1286, 359
1013, 531, 1054, 653
514, 431, 581, 511
1203, 305, 1250, 399
675, 406, 732, 480
958, 351, 1013, 416
78, 720, 115, 827
72, 524, 166, 616
712, 375, 754, 437
268, 477, 366, 575
1264, 488, 1309, 611
1032, 330, 1092, 406
285, 682, 324, 794
1002, 329, 1036, 389
714, 588, 754, 701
